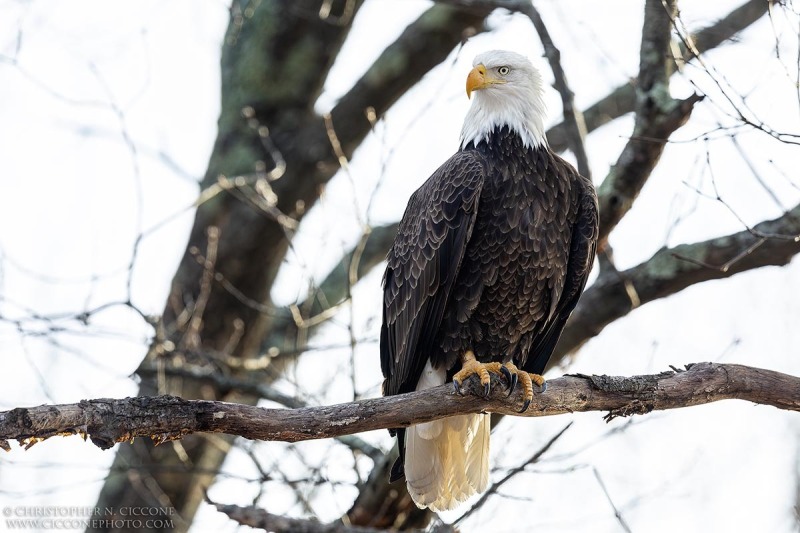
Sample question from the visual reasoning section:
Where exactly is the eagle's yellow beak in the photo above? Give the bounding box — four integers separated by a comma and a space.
466, 64, 488, 98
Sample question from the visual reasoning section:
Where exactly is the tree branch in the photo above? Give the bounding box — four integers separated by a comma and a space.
454, 421, 573, 525
554, 202, 800, 361
524, 4, 591, 177
676, 0, 770, 62
328, 3, 493, 155
546, 0, 768, 153
211, 501, 455, 533
213, 502, 386, 533
137, 364, 384, 461
2, 363, 798, 452
265, 223, 399, 360
596, 0, 684, 246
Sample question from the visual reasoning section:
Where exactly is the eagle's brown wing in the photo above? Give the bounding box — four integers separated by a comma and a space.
523, 163, 599, 375
381, 150, 485, 397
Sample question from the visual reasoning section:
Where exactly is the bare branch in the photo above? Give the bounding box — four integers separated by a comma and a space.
213, 502, 382, 533
160, 2, 493, 366
454, 422, 573, 525
346, 451, 430, 529
596, 0, 688, 245
677, 0, 771, 63
554, 201, 800, 362
546, 0, 769, 153
137, 364, 383, 461
596, 90, 704, 244
265, 223, 399, 360
2, 363, 798, 452
593, 467, 633, 533
326, 3, 493, 155
212, 500, 454, 533
524, 4, 591, 177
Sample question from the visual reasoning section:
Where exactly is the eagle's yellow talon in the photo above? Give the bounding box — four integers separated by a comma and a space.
499, 361, 546, 412
529, 372, 546, 388
452, 351, 505, 397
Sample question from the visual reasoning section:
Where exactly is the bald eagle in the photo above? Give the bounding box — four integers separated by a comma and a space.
380, 50, 599, 511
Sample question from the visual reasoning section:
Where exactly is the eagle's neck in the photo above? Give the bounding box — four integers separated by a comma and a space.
459, 88, 547, 150
467, 125, 539, 157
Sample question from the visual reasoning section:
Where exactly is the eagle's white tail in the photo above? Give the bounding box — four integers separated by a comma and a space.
404, 362, 490, 512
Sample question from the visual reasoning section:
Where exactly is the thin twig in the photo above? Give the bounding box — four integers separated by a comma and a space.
454, 422, 573, 525
523, 4, 591, 178
593, 467, 633, 533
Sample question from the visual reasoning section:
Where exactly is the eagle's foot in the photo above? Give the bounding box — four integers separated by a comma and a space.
501, 361, 546, 413
452, 351, 505, 398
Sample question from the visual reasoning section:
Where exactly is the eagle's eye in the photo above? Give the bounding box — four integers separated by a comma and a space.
498, 66, 510, 76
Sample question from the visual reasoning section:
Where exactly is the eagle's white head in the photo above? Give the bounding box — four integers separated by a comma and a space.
459, 50, 547, 150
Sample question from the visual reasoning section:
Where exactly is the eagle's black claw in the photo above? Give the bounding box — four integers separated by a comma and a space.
453, 379, 462, 395
500, 365, 513, 386
483, 381, 491, 398
539, 381, 548, 393
519, 398, 531, 413
499, 365, 518, 398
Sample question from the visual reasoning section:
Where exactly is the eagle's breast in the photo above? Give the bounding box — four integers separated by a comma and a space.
441, 127, 577, 367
